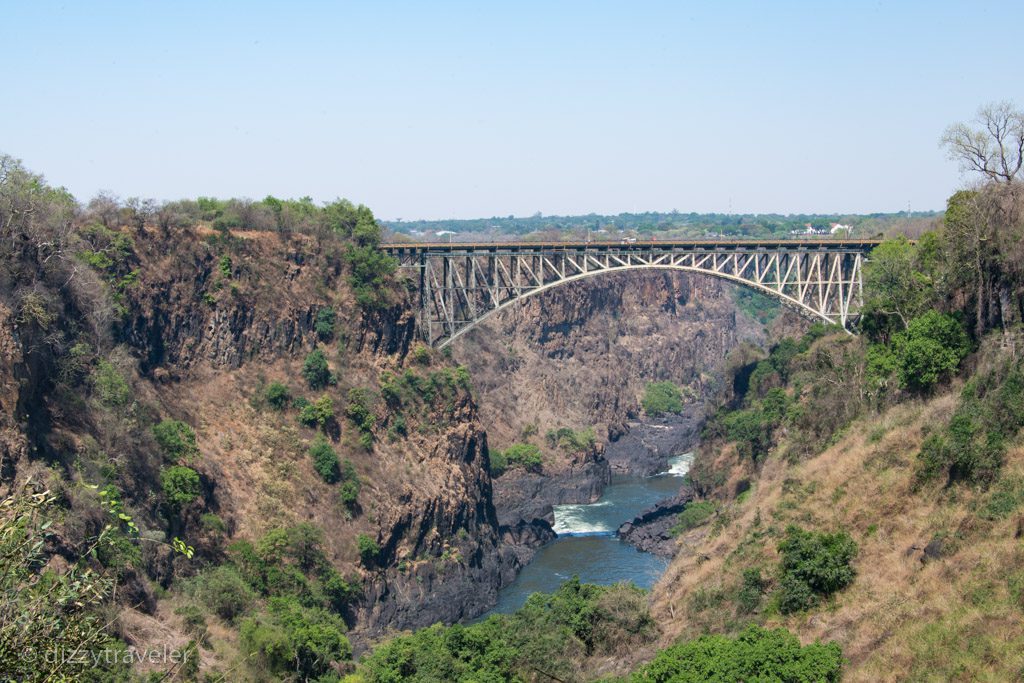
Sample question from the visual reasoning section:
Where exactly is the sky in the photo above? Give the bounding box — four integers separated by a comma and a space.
2, 1, 1022, 220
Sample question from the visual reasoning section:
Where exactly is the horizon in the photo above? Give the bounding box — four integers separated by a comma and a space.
4, 2, 1022, 220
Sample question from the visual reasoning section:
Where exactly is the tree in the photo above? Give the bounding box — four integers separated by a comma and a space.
0, 487, 130, 682
302, 348, 331, 389
941, 101, 1024, 185
861, 237, 934, 335
642, 381, 685, 416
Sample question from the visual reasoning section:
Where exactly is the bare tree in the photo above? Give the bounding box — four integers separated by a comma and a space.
941, 101, 1024, 185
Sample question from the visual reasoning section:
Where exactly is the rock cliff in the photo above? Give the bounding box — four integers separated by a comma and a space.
451, 270, 771, 523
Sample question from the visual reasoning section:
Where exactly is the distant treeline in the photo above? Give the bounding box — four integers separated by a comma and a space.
384, 210, 940, 240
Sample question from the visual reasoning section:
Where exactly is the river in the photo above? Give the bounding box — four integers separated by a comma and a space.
486, 452, 692, 615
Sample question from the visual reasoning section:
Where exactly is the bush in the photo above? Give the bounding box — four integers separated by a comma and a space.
916, 359, 1024, 485
669, 501, 716, 536
299, 395, 335, 429
633, 624, 842, 682
346, 245, 397, 311
737, 567, 767, 614
346, 387, 376, 443
356, 578, 653, 681
315, 307, 336, 341
411, 344, 431, 365
642, 381, 685, 417
152, 419, 200, 461
490, 443, 543, 476
265, 381, 291, 410
888, 311, 971, 394
308, 436, 340, 483
93, 360, 132, 406
0, 487, 130, 682
545, 426, 596, 454
776, 526, 857, 614
357, 534, 380, 566
302, 348, 331, 389
239, 597, 350, 679
196, 565, 257, 623
338, 460, 361, 510
160, 465, 201, 508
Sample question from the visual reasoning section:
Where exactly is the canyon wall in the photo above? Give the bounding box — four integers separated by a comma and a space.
450, 270, 782, 523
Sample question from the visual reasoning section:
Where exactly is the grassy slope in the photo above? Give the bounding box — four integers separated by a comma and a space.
651, 380, 1024, 681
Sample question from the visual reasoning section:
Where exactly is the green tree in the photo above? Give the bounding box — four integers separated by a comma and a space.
642, 381, 685, 416
264, 381, 291, 410
302, 348, 331, 389
357, 534, 381, 566
239, 596, 350, 679
152, 419, 200, 461
308, 436, 341, 483
315, 306, 336, 341
861, 236, 934, 337
0, 487, 130, 682
161, 465, 202, 508
633, 625, 842, 682
777, 526, 857, 614
298, 395, 335, 429
892, 311, 970, 393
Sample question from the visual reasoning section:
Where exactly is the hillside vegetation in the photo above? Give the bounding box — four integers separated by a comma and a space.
0, 154, 507, 681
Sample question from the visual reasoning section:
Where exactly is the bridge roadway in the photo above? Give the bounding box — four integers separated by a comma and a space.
381, 239, 883, 347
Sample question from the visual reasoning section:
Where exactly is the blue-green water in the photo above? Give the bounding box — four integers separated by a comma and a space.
485, 453, 691, 616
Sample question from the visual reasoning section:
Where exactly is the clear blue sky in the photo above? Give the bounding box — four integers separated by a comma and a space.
3, 1, 1021, 219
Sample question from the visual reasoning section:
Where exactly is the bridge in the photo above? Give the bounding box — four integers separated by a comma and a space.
382, 239, 882, 348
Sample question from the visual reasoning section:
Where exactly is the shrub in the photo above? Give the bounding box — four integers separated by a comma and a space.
411, 344, 431, 365
302, 348, 331, 389
346, 245, 397, 311
264, 381, 291, 410
356, 534, 380, 566
339, 479, 361, 510
217, 254, 232, 279
93, 360, 132, 406
776, 525, 857, 614
642, 381, 685, 417
669, 500, 717, 536
916, 360, 1024, 485
545, 426, 596, 454
737, 567, 767, 614
239, 597, 350, 679
0, 488, 130, 682
152, 419, 200, 461
160, 466, 201, 508
346, 387, 376, 441
308, 436, 340, 483
490, 443, 543, 476
891, 311, 970, 393
298, 395, 335, 429
333, 460, 361, 510
315, 306, 336, 341
196, 565, 257, 623
633, 624, 842, 682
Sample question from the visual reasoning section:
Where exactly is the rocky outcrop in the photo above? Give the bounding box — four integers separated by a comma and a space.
354, 424, 508, 636
605, 408, 704, 477
491, 446, 611, 527
617, 486, 696, 557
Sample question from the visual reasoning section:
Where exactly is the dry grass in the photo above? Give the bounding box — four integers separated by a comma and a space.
649, 389, 1024, 681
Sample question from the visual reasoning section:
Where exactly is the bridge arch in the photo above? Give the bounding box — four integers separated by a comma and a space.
383, 240, 878, 348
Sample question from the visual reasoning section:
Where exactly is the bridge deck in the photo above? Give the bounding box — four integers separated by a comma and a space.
382, 239, 883, 254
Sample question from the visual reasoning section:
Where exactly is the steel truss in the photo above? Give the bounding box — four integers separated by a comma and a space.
383, 241, 876, 348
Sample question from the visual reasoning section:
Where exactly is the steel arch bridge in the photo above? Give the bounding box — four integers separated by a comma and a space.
382, 239, 882, 348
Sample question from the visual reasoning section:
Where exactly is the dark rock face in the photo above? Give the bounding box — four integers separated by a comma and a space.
605, 408, 704, 477
617, 486, 696, 557
491, 446, 611, 527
